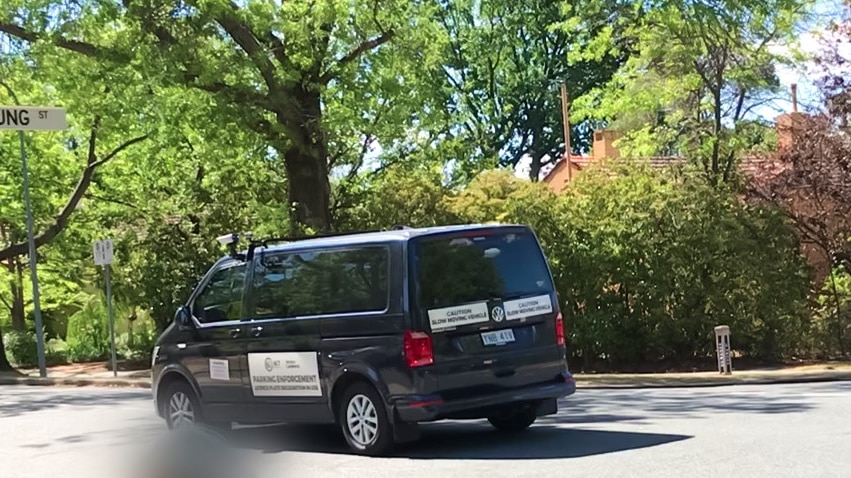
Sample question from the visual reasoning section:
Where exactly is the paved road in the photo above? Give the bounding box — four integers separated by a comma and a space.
1, 382, 849, 478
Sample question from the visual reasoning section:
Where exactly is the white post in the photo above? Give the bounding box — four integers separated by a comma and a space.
714, 325, 732, 375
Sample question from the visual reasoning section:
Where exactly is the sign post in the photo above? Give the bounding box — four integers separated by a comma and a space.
714, 325, 732, 375
0, 103, 68, 378
94, 239, 117, 377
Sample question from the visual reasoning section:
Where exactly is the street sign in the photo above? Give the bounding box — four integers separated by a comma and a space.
94, 239, 114, 266
94, 238, 118, 377
0, 99, 69, 378
0, 106, 67, 131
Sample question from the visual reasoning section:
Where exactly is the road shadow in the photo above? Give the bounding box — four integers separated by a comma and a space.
0, 388, 150, 418
224, 422, 690, 460
553, 386, 818, 422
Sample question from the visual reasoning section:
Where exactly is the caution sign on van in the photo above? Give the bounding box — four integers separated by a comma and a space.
428, 302, 489, 332
248, 352, 322, 397
503, 294, 553, 321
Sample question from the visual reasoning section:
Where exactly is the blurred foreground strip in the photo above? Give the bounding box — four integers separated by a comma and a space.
130, 425, 260, 478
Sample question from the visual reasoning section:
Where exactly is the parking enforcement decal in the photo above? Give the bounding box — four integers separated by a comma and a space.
248, 352, 322, 397
428, 302, 489, 331
503, 294, 553, 320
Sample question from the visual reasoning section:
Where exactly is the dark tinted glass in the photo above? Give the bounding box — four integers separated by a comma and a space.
193, 263, 246, 323
413, 231, 554, 309
252, 247, 389, 319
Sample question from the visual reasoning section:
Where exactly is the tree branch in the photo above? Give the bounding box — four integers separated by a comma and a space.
210, 3, 280, 93
1, 20, 274, 113
0, 126, 150, 262
319, 30, 396, 84
0, 22, 103, 57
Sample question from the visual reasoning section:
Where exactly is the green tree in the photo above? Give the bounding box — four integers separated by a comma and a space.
571, 0, 809, 183
433, 0, 632, 180
1, 0, 446, 233
0, 58, 150, 370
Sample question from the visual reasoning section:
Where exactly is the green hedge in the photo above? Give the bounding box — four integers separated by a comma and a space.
337, 162, 813, 370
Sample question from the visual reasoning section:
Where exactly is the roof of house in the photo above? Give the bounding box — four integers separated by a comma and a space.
541, 153, 785, 183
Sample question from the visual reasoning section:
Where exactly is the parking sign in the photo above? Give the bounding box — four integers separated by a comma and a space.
93, 239, 114, 266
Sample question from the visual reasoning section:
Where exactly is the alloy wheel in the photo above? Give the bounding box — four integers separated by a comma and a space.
168, 391, 195, 428
345, 394, 379, 447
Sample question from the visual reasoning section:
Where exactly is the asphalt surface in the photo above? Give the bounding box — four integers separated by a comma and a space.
1, 382, 850, 478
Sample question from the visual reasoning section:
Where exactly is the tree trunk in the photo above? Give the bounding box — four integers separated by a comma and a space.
280, 87, 332, 234
10, 256, 25, 331
0, 326, 13, 372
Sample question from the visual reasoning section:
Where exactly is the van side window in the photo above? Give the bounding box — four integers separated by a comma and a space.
252, 247, 389, 319
192, 263, 246, 324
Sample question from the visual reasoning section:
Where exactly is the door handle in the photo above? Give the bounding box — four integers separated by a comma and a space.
250, 326, 264, 337
229, 328, 241, 339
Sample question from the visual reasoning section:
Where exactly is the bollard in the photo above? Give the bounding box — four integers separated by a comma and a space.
714, 325, 732, 375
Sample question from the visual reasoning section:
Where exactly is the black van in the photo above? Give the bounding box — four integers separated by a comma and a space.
151, 224, 576, 455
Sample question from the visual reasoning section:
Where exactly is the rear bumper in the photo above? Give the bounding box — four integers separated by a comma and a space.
394, 371, 576, 422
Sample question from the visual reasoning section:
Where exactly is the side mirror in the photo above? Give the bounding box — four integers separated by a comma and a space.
175, 306, 193, 329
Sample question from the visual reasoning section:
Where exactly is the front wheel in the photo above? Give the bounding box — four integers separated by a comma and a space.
338, 382, 395, 456
162, 381, 230, 433
487, 405, 538, 432
164, 382, 201, 430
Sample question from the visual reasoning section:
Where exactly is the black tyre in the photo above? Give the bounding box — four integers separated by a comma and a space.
487, 405, 538, 432
163, 381, 202, 430
338, 382, 395, 456
162, 381, 231, 433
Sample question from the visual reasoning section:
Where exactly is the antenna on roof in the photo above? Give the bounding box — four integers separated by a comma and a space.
391, 225, 412, 230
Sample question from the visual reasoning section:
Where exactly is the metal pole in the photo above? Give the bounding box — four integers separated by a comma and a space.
2, 80, 48, 377
560, 83, 572, 181
19, 129, 48, 378
105, 264, 117, 377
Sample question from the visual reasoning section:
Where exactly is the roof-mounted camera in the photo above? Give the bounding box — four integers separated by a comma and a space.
216, 232, 253, 258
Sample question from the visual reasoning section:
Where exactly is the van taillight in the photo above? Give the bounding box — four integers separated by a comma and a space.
404, 330, 434, 367
555, 312, 565, 346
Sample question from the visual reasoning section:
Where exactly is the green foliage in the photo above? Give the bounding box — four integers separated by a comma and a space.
811, 269, 851, 357
3, 329, 38, 367
555, 163, 810, 367
569, 0, 811, 180
0, 0, 834, 372
45, 338, 69, 366
340, 163, 812, 369
65, 296, 112, 362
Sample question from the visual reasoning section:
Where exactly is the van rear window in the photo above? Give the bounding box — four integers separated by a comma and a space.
412, 230, 554, 310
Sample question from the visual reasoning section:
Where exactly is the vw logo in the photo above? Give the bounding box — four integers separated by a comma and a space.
491, 306, 505, 322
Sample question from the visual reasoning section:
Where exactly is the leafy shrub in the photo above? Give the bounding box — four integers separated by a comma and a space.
3, 330, 39, 367
117, 319, 158, 363
810, 268, 851, 358
46, 338, 69, 366
65, 298, 111, 362
345, 163, 813, 370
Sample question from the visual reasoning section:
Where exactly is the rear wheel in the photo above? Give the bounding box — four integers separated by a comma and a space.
338, 382, 394, 456
487, 405, 538, 432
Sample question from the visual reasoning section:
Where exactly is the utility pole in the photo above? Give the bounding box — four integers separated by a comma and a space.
560, 83, 572, 181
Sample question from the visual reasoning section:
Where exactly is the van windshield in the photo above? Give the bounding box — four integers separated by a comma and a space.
412, 230, 555, 311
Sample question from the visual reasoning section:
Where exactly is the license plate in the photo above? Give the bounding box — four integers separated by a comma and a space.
481, 329, 515, 346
